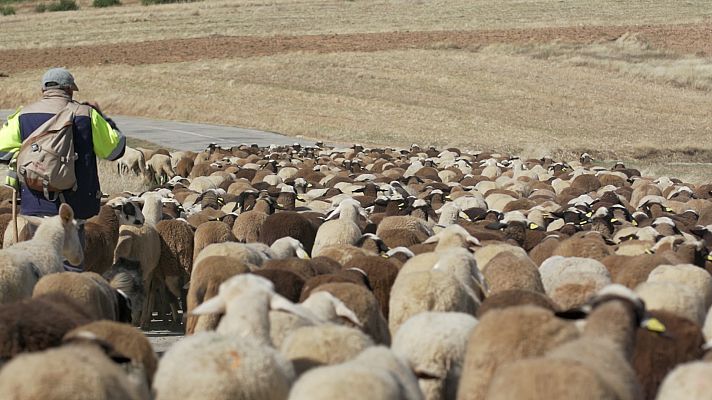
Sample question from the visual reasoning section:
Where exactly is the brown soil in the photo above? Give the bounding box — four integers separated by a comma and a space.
1, 22, 709, 74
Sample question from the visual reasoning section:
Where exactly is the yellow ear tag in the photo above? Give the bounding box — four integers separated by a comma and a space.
664, 207, 673, 212
381, 254, 389, 258
644, 318, 666, 333
632, 220, 638, 226
529, 223, 539, 230
707, 254, 712, 262
586, 212, 592, 218
610, 218, 618, 223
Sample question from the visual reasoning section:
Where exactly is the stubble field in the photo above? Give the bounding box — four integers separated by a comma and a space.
0, 0, 711, 181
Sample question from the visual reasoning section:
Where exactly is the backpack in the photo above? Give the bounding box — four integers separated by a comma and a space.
16, 102, 81, 201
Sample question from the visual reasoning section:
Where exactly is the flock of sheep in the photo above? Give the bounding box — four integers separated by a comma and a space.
0, 140, 711, 400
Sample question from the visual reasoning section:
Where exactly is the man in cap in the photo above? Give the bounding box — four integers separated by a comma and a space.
0, 67, 126, 271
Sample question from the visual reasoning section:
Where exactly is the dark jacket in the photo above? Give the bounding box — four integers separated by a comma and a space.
0, 89, 126, 219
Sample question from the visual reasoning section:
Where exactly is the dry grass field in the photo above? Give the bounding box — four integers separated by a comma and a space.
0, 0, 710, 181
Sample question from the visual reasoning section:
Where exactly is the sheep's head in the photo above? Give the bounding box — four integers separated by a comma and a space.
59, 203, 84, 267
108, 197, 145, 226
302, 291, 361, 327
425, 224, 480, 251
271, 237, 310, 260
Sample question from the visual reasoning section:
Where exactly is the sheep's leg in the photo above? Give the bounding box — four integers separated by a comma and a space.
140, 275, 155, 330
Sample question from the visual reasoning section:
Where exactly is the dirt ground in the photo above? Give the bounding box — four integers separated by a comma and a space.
0, 22, 710, 74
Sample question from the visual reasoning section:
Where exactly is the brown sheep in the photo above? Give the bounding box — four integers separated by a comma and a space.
192, 221, 235, 263
0, 293, 93, 360
633, 310, 705, 399
475, 289, 558, 318
252, 268, 305, 303
344, 255, 399, 319
312, 282, 391, 345
259, 211, 319, 254
185, 257, 251, 335
64, 320, 159, 385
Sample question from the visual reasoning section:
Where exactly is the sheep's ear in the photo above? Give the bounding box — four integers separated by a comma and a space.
296, 247, 310, 260
423, 235, 440, 244
59, 204, 74, 224
270, 294, 322, 323
191, 296, 226, 315
333, 301, 362, 327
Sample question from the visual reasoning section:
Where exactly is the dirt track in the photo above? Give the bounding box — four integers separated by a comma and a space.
1, 22, 710, 73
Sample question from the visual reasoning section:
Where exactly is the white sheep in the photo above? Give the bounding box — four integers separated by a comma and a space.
538, 256, 611, 310
312, 198, 366, 257
635, 281, 706, 325
116, 146, 146, 177
0, 204, 83, 304
0, 341, 144, 399
146, 154, 175, 185
655, 361, 712, 400
288, 346, 424, 400
153, 332, 295, 400
646, 263, 712, 309
391, 312, 478, 400
155, 274, 307, 399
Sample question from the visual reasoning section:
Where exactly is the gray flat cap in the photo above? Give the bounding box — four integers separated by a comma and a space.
41, 68, 79, 91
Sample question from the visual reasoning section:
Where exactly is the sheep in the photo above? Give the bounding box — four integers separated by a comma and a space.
185, 257, 252, 335
193, 242, 271, 270
116, 146, 146, 177
112, 195, 162, 328
156, 275, 306, 399
259, 211, 320, 254
279, 324, 374, 375
0, 339, 144, 400
539, 256, 612, 309
104, 258, 144, 326
484, 285, 647, 400
655, 361, 712, 400
84, 205, 131, 275
192, 220, 235, 263
475, 289, 559, 318
0, 293, 93, 360
0, 203, 82, 304
155, 219, 193, 325
288, 346, 424, 400
232, 193, 277, 243
645, 263, 712, 309
253, 268, 305, 303
635, 281, 706, 325
311, 282, 391, 345
312, 198, 366, 257
268, 290, 362, 349
269, 236, 311, 259
392, 312, 478, 400
456, 305, 580, 400
389, 264, 479, 337
64, 320, 158, 386
472, 242, 528, 271
552, 234, 613, 261
632, 310, 705, 399
299, 270, 371, 299
146, 153, 175, 185
32, 272, 126, 322
344, 255, 400, 318
157, 331, 295, 400
482, 250, 544, 295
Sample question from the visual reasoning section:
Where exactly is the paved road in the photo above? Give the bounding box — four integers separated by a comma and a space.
1, 110, 314, 150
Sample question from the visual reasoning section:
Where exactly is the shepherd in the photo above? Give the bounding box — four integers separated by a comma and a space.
0, 68, 126, 271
